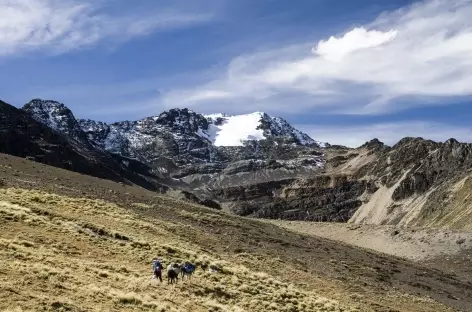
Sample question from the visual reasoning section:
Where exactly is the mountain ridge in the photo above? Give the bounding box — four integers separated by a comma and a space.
23, 99, 326, 169
2, 98, 472, 229
0, 99, 167, 193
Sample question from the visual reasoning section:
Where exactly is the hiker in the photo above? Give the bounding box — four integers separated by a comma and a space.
152, 257, 163, 282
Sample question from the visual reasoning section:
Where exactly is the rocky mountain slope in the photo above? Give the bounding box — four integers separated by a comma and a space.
3, 98, 472, 229
0, 100, 158, 190
79, 107, 326, 190
349, 137, 472, 229
237, 137, 472, 229
78, 109, 324, 166
19, 99, 325, 191
23, 99, 89, 144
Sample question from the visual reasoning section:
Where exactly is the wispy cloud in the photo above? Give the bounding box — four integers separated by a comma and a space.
298, 121, 472, 147
314, 27, 398, 62
0, 0, 214, 56
160, 0, 472, 115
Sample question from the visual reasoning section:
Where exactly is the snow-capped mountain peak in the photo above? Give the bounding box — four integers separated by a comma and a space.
203, 111, 323, 147
22, 100, 326, 167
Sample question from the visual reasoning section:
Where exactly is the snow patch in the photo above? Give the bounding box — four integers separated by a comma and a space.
204, 112, 322, 147
205, 112, 266, 147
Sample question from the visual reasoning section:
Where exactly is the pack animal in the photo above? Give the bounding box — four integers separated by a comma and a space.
167, 263, 181, 284
180, 262, 196, 280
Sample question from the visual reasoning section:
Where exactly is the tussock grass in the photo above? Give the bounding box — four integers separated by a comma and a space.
0, 188, 355, 312
1, 308, 33, 312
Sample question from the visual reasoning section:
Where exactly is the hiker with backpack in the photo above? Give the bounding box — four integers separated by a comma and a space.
152, 257, 163, 282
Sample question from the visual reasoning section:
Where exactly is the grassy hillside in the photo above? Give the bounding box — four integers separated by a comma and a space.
1, 188, 351, 312
1, 153, 472, 312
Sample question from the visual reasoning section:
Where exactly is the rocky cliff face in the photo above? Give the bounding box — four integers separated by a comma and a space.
22, 99, 88, 143
347, 137, 472, 229
214, 175, 375, 222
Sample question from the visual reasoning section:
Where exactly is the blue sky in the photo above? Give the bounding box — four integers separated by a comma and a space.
2, 0, 472, 147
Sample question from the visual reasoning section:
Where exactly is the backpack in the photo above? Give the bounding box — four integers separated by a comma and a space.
184, 263, 195, 273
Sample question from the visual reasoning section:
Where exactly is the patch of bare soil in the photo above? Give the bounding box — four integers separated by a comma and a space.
270, 221, 472, 262
270, 220, 472, 301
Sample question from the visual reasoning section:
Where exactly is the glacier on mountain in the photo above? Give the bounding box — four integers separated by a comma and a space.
203, 112, 323, 147
202, 112, 267, 146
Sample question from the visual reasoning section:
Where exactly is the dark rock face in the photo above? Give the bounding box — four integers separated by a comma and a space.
173, 190, 221, 210
330, 153, 359, 168
256, 114, 318, 146
79, 109, 224, 167
156, 108, 210, 132
218, 175, 374, 222
213, 179, 294, 202
0, 100, 163, 191
23, 99, 87, 143
360, 138, 385, 150
392, 172, 437, 201
180, 155, 325, 191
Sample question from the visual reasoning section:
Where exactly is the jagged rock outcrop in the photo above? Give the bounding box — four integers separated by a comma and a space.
210, 136, 472, 228
347, 138, 472, 228
23, 99, 88, 143
356, 137, 472, 197
79, 108, 223, 166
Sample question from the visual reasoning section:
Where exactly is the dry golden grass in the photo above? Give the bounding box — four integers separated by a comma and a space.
0, 188, 357, 312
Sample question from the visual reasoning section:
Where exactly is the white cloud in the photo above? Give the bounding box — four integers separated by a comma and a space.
160, 0, 472, 115
297, 121, 472, 147
313, 27, 398, 61
0, 0, 214, 56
